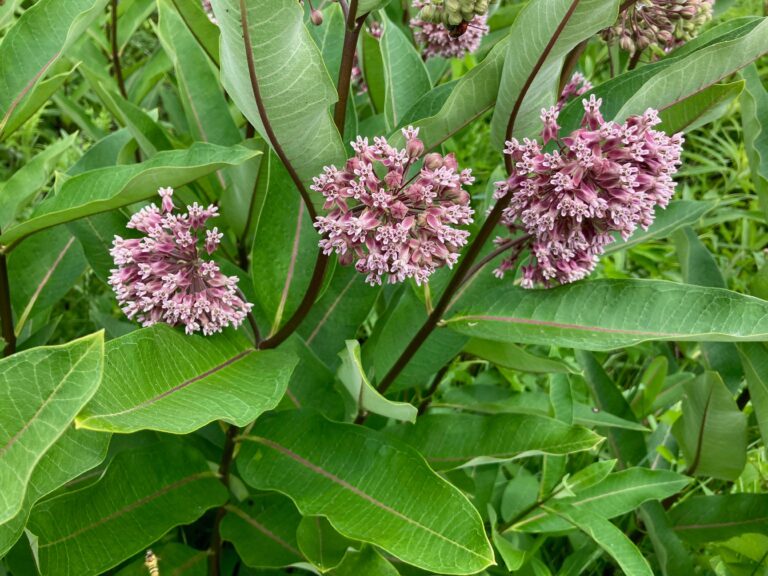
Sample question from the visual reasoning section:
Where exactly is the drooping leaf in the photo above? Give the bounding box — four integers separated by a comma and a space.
464, 338, 577, 374
0, 143, 260, 248
489, 0, 620, 146
169, 0, 220, 65
638, 501, 694, 576
512, 468, 689, 533
542, 506, 653, 576
220, 494, 304, 569
297, 516, 354, 572
337, 340, 415, 422
738, 343, 768, 451
380, 15, 431, 130
0, 332, 104, 524
298, 265, 380, 369
659, 80, 744, 133
445, 279, 768, 351
669, 494, 768, 543
212, 0, 345, 188
250, 151, 318, 336
741, 64, 768, 217
0, 0, 108, 139
9, 227, 87, 338
27, 440, 228, 576
672, 371, 747, 480
77, 324, 296, 434
330, 546, 400, 576
362, 27, 386, 114
0, 428, 110, 556
384, 413, 601, 471
237, 410, 494, 575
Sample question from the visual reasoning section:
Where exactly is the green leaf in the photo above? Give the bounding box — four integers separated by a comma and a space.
0, 428, 109, 556
169, 0, 220, 65
464, 338, 577, 373
330, 546, 400, 576
10, 227, 86, 338
221, 494, 303, 569
512, 469, 690, 532
669, 494, 768, 543
445, 279, 768, 351
27, 440, 228, 575
0, 143, 260, 248
658, 80, 744, 133
358, 0, 392, 13
298, 266, 381, 369
237, 410, 494, 575
250, 151, 318, 336
384, 413, 601, 471
542, 506, 653, 576
68, 211, 129, 285
362, 27, 386, 114
637, 501, 694, 576
380, 15, 431, 130
213, 0, 345, 188
737, 343, 768, 452
0, 0, 108, 139
157, 0, 240, 147
77, 324, 296, 434
490, 0, 620, 146
337, 340, 417, 423
671, 371, 747, 480
615, 18, 768, 122
297, 516, 354, 572
0, 133, 78, 229
0, 332, 104, 524
741, 64, 768, 217
604, 201, 714, 254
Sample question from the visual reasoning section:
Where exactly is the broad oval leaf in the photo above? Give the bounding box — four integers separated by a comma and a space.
213, 0, 345, 188
489, 0, 620, 146
384, 413, 601, 470
0, 331, 104, 524
742, 64, 768, 217
0, 0, 108, 138
27, 440, 228, 576
77, 324, 297, 434
221, 494, 304, 569
237, 410, 495, 575
669, 494, 768, 543
331, 546, 400, 576
0, 143, 260, 248
446, 279, 768, 351
0, 428, 109, 556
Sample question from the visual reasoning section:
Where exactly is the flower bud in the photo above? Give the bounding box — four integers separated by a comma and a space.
423, 153, 444, 170
406, 138, 425, 158
310, 9, 323, 25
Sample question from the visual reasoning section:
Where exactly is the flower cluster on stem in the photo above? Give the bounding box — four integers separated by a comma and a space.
493, 97, 683, 287
313, 127, 475, 286
109, 187, 253, 335
603, 0, 714, 55
557, 72, 592, 111
410, 1, 488, 60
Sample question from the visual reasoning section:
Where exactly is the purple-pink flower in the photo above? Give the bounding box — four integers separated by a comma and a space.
557, 72, 592, 111
493, 97, 683, 288
109, 187, 253, 335
410, 1, 488, 60
201, 0, 216, 24
313, 126, 475, 286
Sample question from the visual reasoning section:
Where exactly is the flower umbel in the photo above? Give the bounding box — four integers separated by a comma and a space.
602, 0, 714, 55
313, 127, 475, 286
410, 1, 488, 60
109, 187, 253, 335
494, 97, 683, 287
557, 72, 593, 111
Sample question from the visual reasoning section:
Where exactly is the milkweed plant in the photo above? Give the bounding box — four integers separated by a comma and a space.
1, 0, 768, 574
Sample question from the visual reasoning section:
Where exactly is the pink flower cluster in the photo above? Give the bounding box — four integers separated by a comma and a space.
557, 72, 592, 111
109, 187, 253, 335
410, 1, 488, 60
494, 97, 683, 287
313, 127, 475, 286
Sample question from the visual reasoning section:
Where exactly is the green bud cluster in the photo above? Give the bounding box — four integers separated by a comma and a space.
417, 0, 491, 27
602, 0, 713, 56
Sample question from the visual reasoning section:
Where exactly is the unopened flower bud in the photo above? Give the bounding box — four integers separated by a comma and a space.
423, 153, 444, 170
407, 138, 425, 158
310, 9, 323, 25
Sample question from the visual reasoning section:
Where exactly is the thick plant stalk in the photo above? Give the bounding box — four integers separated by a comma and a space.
0, 251, 15, 357
110, 0, 128, 99
375, 0, 583, 396
209, 424, 239, 576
